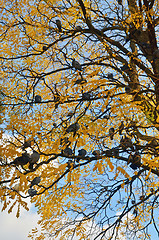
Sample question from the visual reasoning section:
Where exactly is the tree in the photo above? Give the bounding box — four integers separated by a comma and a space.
0, 0, 159, 239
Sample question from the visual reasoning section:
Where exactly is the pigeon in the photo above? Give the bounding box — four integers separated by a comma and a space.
30, 150, 40, 163
121, 64, 130, 72
92, 150, 100, 156
56, 20, 62, 32
22, 140, 31, 150
28, 188, 37, 197
109, 127, 115, 140
11, 152, 30, 166
66, 123, 80, 133
63, 147, 73, 156
107, 73, 113, 79
103, 150, 112, 157
42, 46, 48, 51
130, 163, 138, 170
119, 121, 124, 135
30, 177, 41, 187
75, 26, 82, 31
35, 95, 42, 103
82, 92, 91, 100
78, 149, 87, 156
72, 59, 82, 70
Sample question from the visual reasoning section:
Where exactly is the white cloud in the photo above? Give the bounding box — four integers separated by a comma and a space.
0, 200, 40, 240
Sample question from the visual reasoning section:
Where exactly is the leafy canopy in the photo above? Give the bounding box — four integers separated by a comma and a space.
0, 0, 159, 239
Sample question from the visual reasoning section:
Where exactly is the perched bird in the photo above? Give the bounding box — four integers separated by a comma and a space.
119, 121, 124, 135
107, 73, 113, 79
121, 64, 130, 72
11, 152, 30, 166
55, 19, 62, 32
35, 95, 42, 103
53, 123, 57, 127
130, 163, 138, 170
63, 147, 73, 156
30, 150, 40, 163
103, 150, 112, 157
109, 127, 115, 140
76, 149, 87, 162
42, 45, 48, 51
103, 115, 109, 120
78, 149, 87, 156
66, 122, 80, 133
131, 200, 135, 204
82, 92, 91, 100
28, 188, 37, 197
72, 59, 82, 70
29, 150, 40, 170
22, 140, 31, 149
30, 177, 41, 187
75, 26, 82, 31
92, 150, 100, 156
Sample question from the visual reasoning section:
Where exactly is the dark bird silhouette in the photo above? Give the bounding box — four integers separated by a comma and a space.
56, 20, 62, 32
42, 46, 48, 51
75, 26, 82, 31
72, 59, 82, 70
30, 177, 41, 187
11, 152, 31, 166
78, 149, 87, 156
121, 64, 130, 72
30, 150, 40, 163
22, 140, 31, 150
66, 122, 80, 133
28, 188, 37, 197
92, 150, 100, 156
35, 95, 42, 103
109, 127, 115, 140
63, 147, 73, 156
107, 73, 113, 79
82, 92, 91, 100
76, 149, 87, 162
28, 150, 40, 170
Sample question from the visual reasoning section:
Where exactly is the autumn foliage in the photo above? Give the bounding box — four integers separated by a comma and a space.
0, 0, 159, 239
